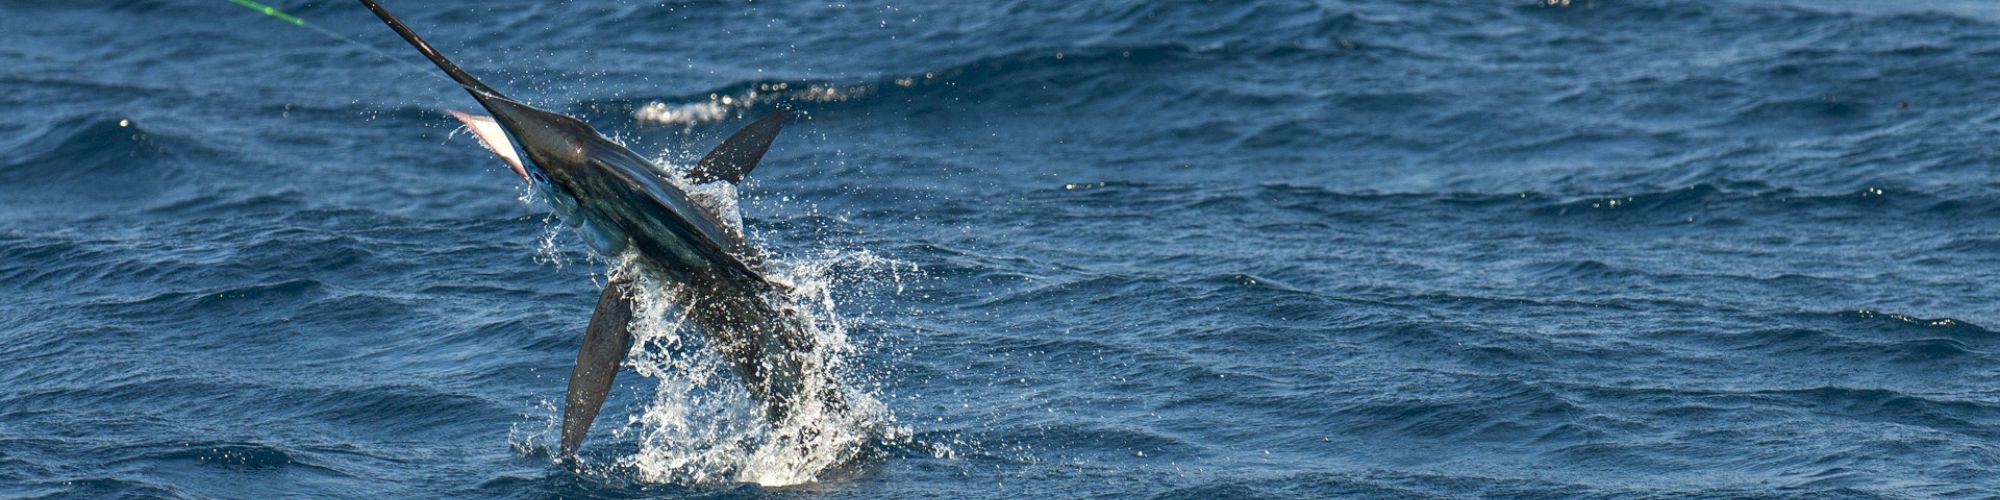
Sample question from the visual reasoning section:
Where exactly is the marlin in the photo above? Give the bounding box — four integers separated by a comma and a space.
358, 0, 832, 459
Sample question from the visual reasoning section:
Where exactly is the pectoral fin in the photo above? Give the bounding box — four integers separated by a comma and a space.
447, 110, 529, 183
558, 277, 636, 458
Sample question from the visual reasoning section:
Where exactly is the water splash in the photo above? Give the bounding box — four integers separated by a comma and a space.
508, 399, 563, 459
680, 179, 745, 238
532, 216, 576, 270
609, 244, 907, 486
499, 150, 911, 486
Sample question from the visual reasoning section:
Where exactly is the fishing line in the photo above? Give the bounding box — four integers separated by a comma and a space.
223, 0, 535, 107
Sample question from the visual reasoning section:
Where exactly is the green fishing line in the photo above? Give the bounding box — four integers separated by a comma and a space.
218, 0, 536, 107
226, 0, 303, 26
217, 0, 471, 92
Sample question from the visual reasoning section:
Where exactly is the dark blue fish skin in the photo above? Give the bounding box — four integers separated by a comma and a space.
483, 96, 760, 284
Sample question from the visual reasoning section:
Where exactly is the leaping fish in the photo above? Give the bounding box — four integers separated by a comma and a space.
358, 0, 832, 459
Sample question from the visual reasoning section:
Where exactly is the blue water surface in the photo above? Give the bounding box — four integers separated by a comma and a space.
4, 0, 2000, 497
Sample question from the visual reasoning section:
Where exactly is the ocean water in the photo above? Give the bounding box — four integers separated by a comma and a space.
5, 0, 2000, 497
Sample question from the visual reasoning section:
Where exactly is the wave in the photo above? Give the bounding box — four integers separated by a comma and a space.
1005, 180, 2000, 226
10, 478, 184, 499
603, 43, 1213, 128
107, 440, 337, 473
1827, 309, 1994, 337
1711, 327, 1983, 364
0, 116, 188, 209
86, 279, 327, 322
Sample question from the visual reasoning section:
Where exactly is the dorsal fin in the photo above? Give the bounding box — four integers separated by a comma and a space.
685, 110, 795, 185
